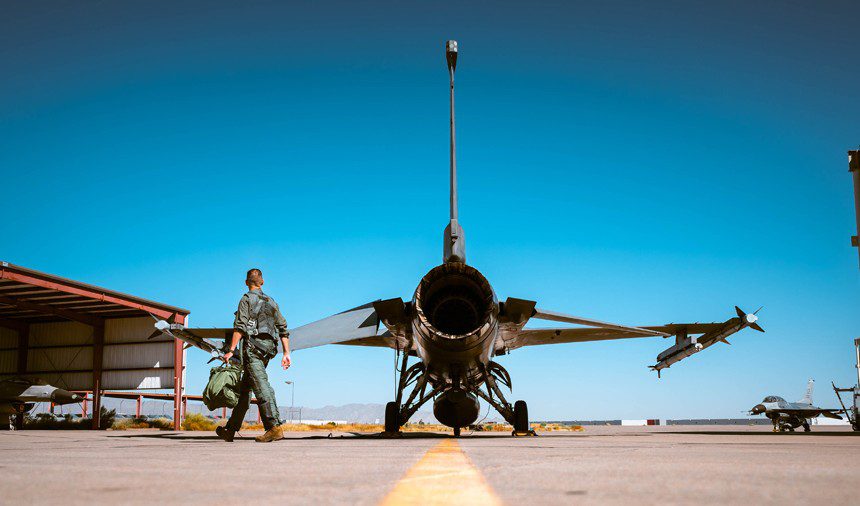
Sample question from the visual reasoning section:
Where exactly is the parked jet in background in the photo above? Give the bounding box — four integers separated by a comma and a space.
1, 377, 81, 429
153, 41, 763, 436
750, 379, 843, 432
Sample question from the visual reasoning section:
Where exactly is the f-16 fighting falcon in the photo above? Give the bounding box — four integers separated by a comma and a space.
1, 377, 81, 429
750, 379, 843, 432
152, 41, 763, 436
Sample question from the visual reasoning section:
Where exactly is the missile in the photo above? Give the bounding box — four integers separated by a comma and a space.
651, 307, 763, 374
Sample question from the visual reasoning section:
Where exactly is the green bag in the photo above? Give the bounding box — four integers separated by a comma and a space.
202, 364, 242, 410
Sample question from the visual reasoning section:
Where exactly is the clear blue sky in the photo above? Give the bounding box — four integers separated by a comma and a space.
2, 1, 858, 419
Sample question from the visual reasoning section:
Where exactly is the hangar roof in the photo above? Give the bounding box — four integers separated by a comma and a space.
0, 261, 189, 327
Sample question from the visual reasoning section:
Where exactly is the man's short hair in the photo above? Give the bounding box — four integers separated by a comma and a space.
246, 268, 263, 285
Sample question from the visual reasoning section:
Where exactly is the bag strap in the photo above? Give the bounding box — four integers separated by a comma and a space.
249, 292, 266, 321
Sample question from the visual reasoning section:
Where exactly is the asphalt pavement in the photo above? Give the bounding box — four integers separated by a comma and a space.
1, 425, 857, 505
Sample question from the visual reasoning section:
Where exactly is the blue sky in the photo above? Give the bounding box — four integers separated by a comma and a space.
2, 1, 858, 419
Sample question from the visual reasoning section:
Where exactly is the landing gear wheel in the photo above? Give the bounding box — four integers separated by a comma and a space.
513, 400, 529, 434
384, 401, 400, 434
802, 422, 810, 432
454, 427, 461, 437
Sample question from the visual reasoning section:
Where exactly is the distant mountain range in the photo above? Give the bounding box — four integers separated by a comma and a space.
281, 403, 439, 424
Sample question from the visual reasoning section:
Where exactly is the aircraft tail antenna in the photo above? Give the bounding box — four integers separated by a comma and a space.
443, 39, 466, 264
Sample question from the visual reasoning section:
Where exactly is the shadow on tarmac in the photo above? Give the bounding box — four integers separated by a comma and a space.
109, 431, 590, 441
663, 430, 860, 437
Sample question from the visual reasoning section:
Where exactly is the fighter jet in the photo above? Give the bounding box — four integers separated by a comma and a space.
750, 379, 843, 432
1, 377, 81, 429
153, 41, 762, 436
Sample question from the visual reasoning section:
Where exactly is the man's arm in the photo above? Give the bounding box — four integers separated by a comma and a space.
223, 296, 250, 364
280, 335, 291, 370
222, 330, 242, 364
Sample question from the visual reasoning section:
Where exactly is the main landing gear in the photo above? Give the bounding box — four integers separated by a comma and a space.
384, 350, 536, 437
384, 347, 443, 436
473, 362, 535, 436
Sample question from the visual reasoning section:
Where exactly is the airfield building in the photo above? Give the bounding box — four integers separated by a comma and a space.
0, 262, 189, 429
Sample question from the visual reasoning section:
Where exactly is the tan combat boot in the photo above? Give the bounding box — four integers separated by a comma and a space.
255, 423, 286, 443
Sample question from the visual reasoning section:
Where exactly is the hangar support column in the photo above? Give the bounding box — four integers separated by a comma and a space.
172, 314, 186, 431
15, 324, 28, 429
91, 323, 105, 430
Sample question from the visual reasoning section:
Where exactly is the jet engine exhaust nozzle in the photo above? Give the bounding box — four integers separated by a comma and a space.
414, 263, 496, 340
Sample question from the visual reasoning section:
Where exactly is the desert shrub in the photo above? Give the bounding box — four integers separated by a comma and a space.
181, 413, 218, 431
98, 407, 116, 430
24, 413, 89, 430
149, 417, 174, 430
112, 416, 175, 430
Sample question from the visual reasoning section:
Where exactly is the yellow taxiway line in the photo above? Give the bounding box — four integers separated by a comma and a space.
380, 438, 502, 505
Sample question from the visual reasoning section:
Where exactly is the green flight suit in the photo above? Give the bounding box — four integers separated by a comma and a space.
225, 289, 289, 432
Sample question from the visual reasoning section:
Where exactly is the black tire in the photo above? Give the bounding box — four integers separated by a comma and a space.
385, 401, 400, 433
513, 400, 529, 433
802, 422, 810, 432
454, 427, 461, 437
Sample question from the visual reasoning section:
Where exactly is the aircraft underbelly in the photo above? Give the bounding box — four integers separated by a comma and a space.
416, 325, 498, 385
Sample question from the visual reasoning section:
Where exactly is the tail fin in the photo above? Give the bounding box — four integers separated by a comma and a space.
800, 379, 814, 404
443, 40, 466, 264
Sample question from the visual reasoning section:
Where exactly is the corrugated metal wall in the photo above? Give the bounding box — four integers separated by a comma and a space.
27, 322, 94, 390
30, 321, 93, 346
103, 317, 175, 390
7, 317, 177, 390
0, 327, 17, 374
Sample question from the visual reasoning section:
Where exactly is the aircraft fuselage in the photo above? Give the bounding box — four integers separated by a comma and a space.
411, 262, 500, 427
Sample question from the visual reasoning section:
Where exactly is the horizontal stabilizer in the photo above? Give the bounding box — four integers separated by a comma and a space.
289, 303, 380, 351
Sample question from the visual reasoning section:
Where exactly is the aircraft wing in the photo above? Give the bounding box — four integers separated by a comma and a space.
514, 323, 726, 347
777, 408, 843, 419
497, 302, 763, 375
149, 302, 387, 360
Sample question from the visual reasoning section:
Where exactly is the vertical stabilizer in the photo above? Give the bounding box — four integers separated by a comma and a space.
800, 378, 814, 404
443, 40, 466, 264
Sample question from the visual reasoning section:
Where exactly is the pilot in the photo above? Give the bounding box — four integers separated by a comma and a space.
216, 268, 292, 443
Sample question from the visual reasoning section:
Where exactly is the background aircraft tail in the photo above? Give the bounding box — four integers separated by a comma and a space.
800, 378, 814, 404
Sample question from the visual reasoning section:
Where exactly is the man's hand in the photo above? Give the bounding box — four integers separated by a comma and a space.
281, 353, 291, 370
222, 351, 234, 364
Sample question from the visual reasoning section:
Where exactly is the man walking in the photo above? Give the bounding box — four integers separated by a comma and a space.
216, 268, 292, 442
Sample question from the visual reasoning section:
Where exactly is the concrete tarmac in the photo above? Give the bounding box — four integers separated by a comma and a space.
1, 425, 857, 505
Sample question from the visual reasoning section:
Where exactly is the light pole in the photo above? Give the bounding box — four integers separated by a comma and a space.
285, 381, 295, 422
